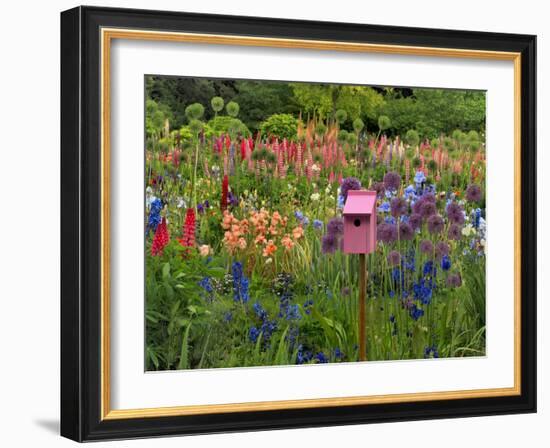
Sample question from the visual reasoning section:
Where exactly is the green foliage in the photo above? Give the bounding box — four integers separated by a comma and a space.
146, 99, 172, 138
378, 89, 486, 138
210, 96, 224, 113
260, 113, 299, 140
207, 116, 251, 137
226, 101, 240, 117
188, 119, 204, 136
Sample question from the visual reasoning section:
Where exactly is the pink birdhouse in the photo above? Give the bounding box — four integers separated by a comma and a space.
343, 190, 377, 254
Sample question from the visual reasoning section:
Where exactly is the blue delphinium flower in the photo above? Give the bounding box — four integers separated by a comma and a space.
303, 299, 314, 315
409, 304, 425, 321
285, 304, 301, 321
441, 255, 452, 271
313, 219, 323, 230
198, 277, 214, 302
249, 327, 260, 343
337, 194, 345, 209
378, 201, 391, 213
146, 198, 162, 234
315, 352, 329, 363
424, 345, 439, 359
232, 261, 250, 303
334, 347, 344, 359
404, 184, 417, 200
296, 345, 313, 365
302, 216, 310, 226
414, 171, 426, 185
223, 311, 232, 323
423, 260, 436, 277
294, 210, 304, 221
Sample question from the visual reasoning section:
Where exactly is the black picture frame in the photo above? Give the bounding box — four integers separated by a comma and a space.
61, 5, 536, 442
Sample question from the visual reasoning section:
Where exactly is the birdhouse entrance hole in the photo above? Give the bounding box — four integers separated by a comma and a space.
354, 218, 361, 227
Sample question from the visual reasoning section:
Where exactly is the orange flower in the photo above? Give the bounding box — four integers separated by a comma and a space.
281, 234, 294, 251
292, 226, 304, 240
238, 238, 247, 250
255, 234, 267, 245
262, 240, 277, 257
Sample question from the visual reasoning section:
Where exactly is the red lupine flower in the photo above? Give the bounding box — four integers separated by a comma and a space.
221, 174, 229, 212
151, 217, 170, 256
178, 208, 196, 249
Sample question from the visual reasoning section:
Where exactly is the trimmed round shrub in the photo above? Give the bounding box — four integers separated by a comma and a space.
260, 113, 299, 140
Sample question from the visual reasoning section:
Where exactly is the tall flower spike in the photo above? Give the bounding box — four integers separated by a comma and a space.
178, 208, 196, 250
151, 217, 170, 256
221, 174, 229, 212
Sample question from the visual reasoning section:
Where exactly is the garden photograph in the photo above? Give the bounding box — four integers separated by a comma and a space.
144, 76, 487, 371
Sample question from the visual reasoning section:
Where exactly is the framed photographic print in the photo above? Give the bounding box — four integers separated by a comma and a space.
60, 6, 537, 442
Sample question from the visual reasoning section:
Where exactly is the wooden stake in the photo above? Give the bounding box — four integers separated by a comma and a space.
359, 253, 367, 361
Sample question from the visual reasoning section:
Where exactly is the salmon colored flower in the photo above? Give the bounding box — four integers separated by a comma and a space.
255, 234, 267, 245
292, 226, 304, 240
281, 234, 295, 251
262, 240, 277, 257
199, 244, 212, 257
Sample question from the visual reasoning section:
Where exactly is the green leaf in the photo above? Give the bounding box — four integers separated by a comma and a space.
162, 262, 171, 279
178, 323, 192, 370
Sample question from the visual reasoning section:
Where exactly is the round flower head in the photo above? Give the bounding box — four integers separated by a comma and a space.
327, 217, 344, 237
340, 177, 362, 202
441, 255, 452, 271
448, 223, 462, 240
387, 250, 401, 266
390, 197, 408, 217
446, 201, 465, 225
419, 201, 437, 218
372, 181, 386, 197
420, 239, 434, 255
427, 214, 445, 234
435, 241, 450, 259
399, 222, 414, 240
466, 184, 482, 202
322, 233, 337, 254
409, 213, 423, 230
447, 272, 462, 288
383, 171, 401, 192
377, 222, 398, 243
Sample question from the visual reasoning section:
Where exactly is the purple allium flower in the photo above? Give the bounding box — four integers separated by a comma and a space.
420, 239, 434, 255
419, 201, 437, 218
327, 217, 344, 237
322, 233, 337, 254
435, 241, 450, 259
377, 222, 398, 243
446, 201, 465, 225
409, 213, 423, 230
447, 272, 462, 288
387, 250, 401, 266
372, 181, 386, 197
427, 214, 444, 234
383, 171, 401, 191
448, 223, 462, 240
399, 222, 414, 240
390, 197, 408, 217
340, 177, 362, 201
466, 184, 482, 202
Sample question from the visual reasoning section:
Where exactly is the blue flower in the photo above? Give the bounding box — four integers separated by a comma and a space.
232, 261, 250, 303
302, 216, 310, 226
441, 255, 452, 271
423, 261, 436, 277
198, 277, 213, 293
313, 219, 323, 230
409, 304, 425, 321
414, 171, 426, 185
296, 345, 313, 364
337, 195, 345, 209
315, 352, 329, 363
223, 311, 232, 323
378, 201, 391, 213
146, 198, 162, 234
334, 348, 344, 359
404, 185, 417, 200
424, 345, 439, 359
249, 327, 260, 343
294, 210, 304, 221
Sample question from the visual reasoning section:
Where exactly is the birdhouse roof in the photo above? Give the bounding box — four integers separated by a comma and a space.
343, 190, 377, 215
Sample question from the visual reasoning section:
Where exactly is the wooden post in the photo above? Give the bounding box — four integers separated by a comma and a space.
359, 253, 367, 361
